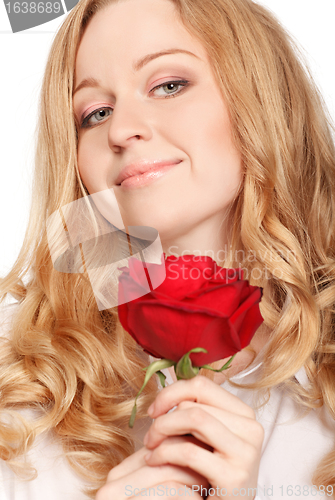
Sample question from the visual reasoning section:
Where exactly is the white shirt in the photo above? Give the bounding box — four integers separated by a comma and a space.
162, 357, 335, 500
1, 302, 334, 499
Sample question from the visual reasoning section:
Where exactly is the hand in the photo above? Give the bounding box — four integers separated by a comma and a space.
95, 444, 209, 499
143, 375, 264, 500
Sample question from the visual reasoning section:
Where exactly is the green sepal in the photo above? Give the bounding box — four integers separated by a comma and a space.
201, 353, 236, 372
129, 358, 175, 428
130, 351, 237, 427
175, 347, 207, 380
156, 370, 167, 388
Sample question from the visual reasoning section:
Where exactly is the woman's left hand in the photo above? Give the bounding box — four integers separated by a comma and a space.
143, 375, 264, 500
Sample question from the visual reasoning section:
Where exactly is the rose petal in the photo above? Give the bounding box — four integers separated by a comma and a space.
117, 254, 264, 366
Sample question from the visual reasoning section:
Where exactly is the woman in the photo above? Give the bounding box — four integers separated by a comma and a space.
0, 0, 335, 498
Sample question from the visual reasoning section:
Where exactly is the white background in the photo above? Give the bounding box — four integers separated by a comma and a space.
0, 1, 334, 278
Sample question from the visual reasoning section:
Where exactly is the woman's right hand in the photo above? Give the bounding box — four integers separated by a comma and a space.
95, 439, 209, 499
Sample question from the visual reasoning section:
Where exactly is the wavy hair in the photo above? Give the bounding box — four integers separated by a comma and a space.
0, 0, 334, 496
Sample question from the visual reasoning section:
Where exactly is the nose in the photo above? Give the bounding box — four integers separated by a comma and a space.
107, 97, 153, 152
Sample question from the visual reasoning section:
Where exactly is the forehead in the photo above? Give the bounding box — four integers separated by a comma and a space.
75, 0, 209, 78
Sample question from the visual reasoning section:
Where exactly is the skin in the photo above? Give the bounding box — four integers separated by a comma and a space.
74, 0, 265, 497
73, 0, 243, 259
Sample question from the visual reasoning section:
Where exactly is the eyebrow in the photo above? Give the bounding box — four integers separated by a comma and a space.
73, 48, 200, 96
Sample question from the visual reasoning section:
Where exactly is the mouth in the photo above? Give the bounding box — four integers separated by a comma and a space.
116, 160, 182, 189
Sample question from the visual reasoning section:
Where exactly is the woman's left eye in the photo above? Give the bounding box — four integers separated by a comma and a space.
80, 107, 113, 128
150, 79, 189, 98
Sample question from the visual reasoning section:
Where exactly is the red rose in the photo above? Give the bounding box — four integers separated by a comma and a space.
118, 253, 263, 367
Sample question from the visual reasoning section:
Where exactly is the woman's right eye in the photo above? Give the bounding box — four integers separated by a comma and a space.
80, 107, 113, 128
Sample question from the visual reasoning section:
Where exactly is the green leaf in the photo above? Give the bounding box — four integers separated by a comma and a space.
129, 403, 138, 429
175, 347, 207, 380
201, 354, 236, 372
129, 358, 175, 428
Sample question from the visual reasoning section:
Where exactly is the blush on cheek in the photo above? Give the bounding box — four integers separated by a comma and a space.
77, 140, 115, 195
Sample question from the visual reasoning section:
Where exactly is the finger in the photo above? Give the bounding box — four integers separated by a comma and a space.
108, 422, 216, 483
145, 406, 251, 458
107, 447, 149, 481
148, 434, 213, 453
148, 375, 256, 420
101, 464, 209, 498
144, 437, 254, 488
174, 400, 263, 447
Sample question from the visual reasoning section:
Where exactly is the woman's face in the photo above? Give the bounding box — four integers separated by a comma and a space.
73, 0, 242, 254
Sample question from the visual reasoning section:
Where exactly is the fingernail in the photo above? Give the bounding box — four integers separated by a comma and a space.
144, 452, 152, 461
143, 432, 149, 445
147, 403, 155, 416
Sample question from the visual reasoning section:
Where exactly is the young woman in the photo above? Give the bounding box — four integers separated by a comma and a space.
0, 0, 334, 499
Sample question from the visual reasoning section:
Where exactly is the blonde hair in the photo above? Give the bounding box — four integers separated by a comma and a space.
0, 0, 335, 496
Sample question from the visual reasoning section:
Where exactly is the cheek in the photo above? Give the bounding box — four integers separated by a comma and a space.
77, 142, 89, 185
185, 98, 242, 195
162, 92, 235, 159
77, 135, 111, 193
182, 101, 240, 172
199, 100, 235, 155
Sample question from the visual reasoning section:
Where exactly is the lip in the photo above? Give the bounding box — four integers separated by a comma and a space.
115, 159, 182, 188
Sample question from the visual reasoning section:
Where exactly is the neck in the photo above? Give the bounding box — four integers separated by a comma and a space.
161, 213, 231, 266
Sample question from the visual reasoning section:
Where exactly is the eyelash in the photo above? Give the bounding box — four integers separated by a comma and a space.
79, 79, 190, 129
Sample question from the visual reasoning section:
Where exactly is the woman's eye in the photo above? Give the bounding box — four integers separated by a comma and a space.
81, 107, 113, 128
79, 80, 189, 128
150, 80, 189, 98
